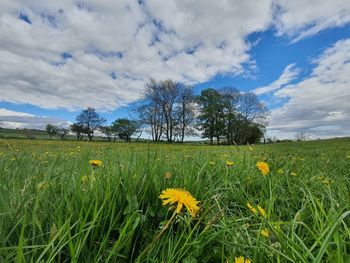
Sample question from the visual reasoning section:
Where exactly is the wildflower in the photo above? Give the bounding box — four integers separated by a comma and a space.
256, 161, 269, 176
234, 256, 251, 263
81, 175, 96, 183
247, 203, 266, 218
164, 172, 172, 179
226, 161, 234, 167
89, 159, 102, 167
290, 172, 297, 177
81, 175, 89, 183
159, 188, 199, 217
257, 205, 267, 218
247, 203, 257, 214
322, 179, 331, 186
277, 168, 284, 174
36, 182, 50, 190
260, 228, 270, 238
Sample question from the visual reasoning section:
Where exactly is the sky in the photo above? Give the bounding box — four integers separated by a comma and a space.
1, 0, 350, 140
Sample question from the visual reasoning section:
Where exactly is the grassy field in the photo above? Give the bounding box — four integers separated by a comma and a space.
0, 138, 349, 262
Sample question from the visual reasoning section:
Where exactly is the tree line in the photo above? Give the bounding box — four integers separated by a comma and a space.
46, 79, 269, 144
46, 108, 140, 142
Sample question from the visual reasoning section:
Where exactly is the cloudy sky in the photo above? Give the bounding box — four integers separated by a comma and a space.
1, 0, 350, 139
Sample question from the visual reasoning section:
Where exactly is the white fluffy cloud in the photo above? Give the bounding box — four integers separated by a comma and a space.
0, 0, 350, 112
274, 0, 350, 42
268, 39, 350, 139
254, 64, 300, 95
0, 108, 70, 129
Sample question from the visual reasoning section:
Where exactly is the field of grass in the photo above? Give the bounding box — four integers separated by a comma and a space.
0, 138, 349, 262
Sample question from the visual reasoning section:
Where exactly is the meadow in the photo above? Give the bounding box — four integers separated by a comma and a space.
0, 138, 349, 262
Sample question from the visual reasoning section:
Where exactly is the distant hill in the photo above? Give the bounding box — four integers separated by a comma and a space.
0, 127, 85, 141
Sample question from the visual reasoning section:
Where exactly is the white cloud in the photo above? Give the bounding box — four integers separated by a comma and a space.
254, 64, 300, 95
0, 108, 70, 130
0, 0, 350, 112
267, 38, 350, 139
0, 108, 34, 117
274, 0, 350, 42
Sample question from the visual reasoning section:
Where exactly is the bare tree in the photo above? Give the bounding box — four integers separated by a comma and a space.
70, 123, 87, 140
295, 132, 306, 141
57, 127, 70, 140
100, 126, 113, 141
239, 92, 269, 125
178, 84, 196, 142
138, 100, 163, 141
45, 124, 58, 139
75, 107, 106, 141
139, 79, 195, 143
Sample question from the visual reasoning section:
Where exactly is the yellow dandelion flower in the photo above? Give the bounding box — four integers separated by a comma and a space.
164, 172, 172, 179
36, 182, 50, 190
322, 179, 331, 186
89, 159, 102, 167
290, 172, 297, 176
234, 256, 251, 263
226, 161, 234, 167
159, 188, 199, 217
247, 203, 257, 214
247, 203, 266, 218
81, 175, 89, 183
277, 168, 284, 174
257, 205, 267, 218
256, 161, 269, 176
81, 175, 96, 183
260, 228, 270, 238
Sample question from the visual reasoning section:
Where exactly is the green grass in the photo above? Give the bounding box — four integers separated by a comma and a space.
0, 138, 349, 262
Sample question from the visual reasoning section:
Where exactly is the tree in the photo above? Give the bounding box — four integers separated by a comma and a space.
45, 124, 58, 139
70, 123, 86, 140
75, 107, 106, 141
295, 132, 306, 141
137, 100, 163, 142
112, 118, 138, 142
197, 88, 269, 145
235, 92, 269, 144
197, 88, 225, 144
178, 84, 196, 142
220, 87, 241, 145
144, 79, 180, 142
57, 127, 70, 140
138, 79, 195, 143
100, 126, 113, 141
